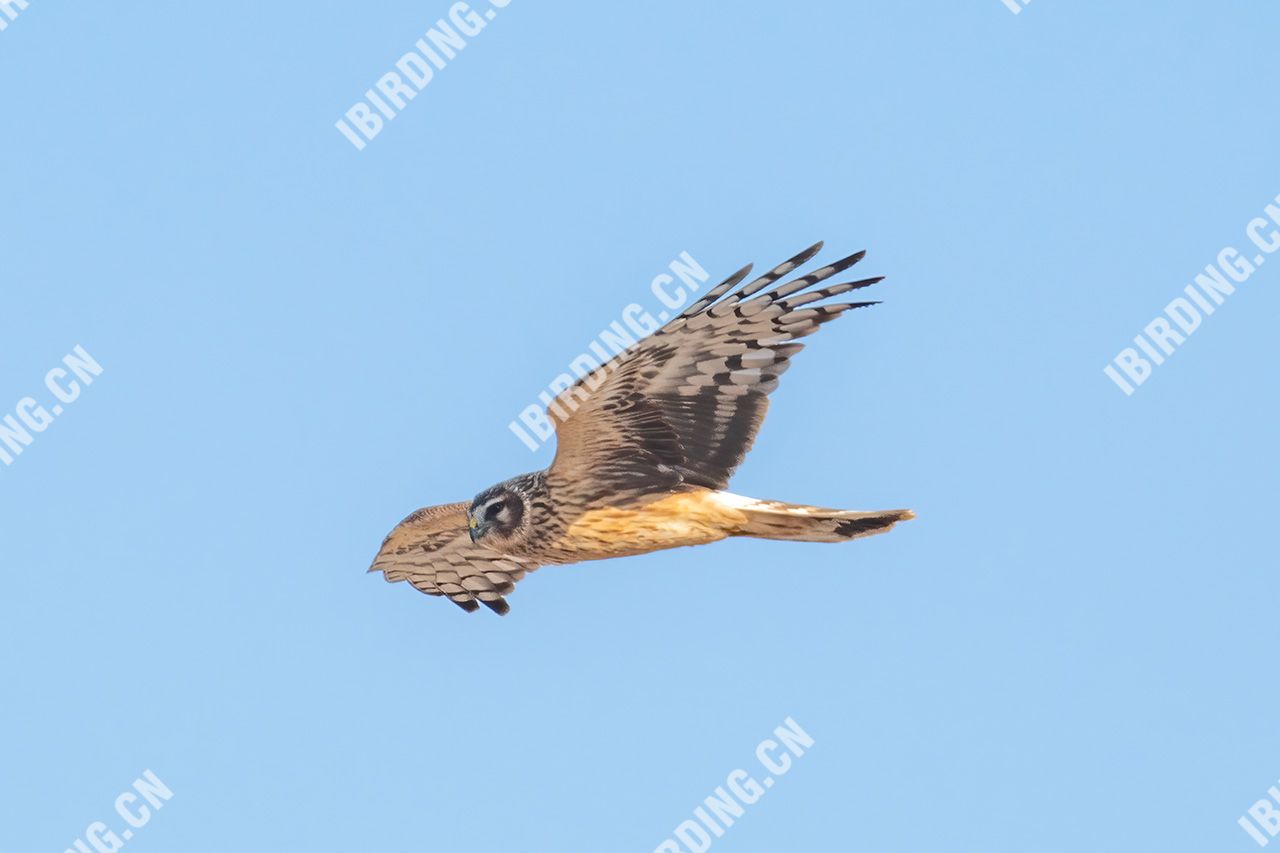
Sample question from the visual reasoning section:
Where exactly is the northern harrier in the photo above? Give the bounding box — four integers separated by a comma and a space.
369, 242, 914, 614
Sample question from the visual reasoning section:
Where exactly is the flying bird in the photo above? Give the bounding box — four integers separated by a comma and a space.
369, 242, 914, 614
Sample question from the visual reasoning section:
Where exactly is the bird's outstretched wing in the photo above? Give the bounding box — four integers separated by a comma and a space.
547, 242, 881, 504
368, 503, 540, 615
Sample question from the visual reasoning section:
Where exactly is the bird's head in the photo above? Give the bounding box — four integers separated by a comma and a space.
467, 476, 533, 548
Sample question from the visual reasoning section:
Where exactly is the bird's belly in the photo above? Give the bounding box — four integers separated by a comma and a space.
549, 490, 747, 562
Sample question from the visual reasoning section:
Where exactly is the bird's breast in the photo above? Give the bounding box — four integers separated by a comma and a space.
546, 489, 748, 562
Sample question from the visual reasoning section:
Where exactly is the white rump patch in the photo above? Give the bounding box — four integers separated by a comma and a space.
710, 492, 768, 510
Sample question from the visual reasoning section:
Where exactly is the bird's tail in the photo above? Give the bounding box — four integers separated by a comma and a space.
728, 494, 915, 543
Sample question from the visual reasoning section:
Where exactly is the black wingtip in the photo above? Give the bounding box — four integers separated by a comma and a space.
481, 598, 511, 616
837, 249, 867, 270
451, 597, 481, 613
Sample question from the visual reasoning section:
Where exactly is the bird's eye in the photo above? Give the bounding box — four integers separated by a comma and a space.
485, 501, 505, 520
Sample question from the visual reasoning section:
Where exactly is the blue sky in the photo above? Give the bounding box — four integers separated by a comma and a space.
3, 1, 1278, 851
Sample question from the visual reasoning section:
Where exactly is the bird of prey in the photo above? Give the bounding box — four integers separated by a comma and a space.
369, 242, 914, 614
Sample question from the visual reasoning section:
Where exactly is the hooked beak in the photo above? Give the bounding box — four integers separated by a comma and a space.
468, 512, 482, 543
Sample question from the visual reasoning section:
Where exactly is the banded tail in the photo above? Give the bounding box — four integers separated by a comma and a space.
725, 494, 915, 543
